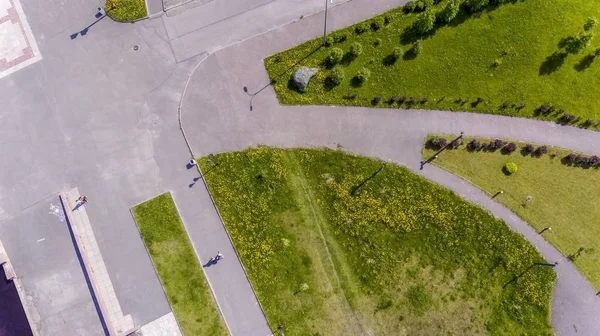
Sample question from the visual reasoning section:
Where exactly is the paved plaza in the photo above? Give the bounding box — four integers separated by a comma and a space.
0, 0, 598, 335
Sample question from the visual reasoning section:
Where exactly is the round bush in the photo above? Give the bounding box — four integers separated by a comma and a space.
355, 68, 371, 83
411, 40, 423, 56
349, 42, 364, 57
504, 162, 518, 175
392, 46, 404, 59
328, 67, 345, 86
374, 38, 382, 47
327, 48, 344, 64
414, 8, 436, 34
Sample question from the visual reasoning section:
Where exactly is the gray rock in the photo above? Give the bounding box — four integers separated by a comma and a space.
291, 67, 318, 91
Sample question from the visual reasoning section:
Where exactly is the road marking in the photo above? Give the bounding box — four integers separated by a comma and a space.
36, 238, 45, 243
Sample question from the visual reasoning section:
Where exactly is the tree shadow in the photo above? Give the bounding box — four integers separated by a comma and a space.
539, 52, 568, 75
382, 54, 399, 66
350, 77, 364, 88
574, 54, 595, 72
340, 52, 357, 65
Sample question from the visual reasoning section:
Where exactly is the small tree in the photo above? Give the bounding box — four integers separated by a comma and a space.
391, 47, 404, 62
439, 0, 460, 23
566, 32, 594, 54
355, 68, 371, 83
349, 42, 364, 57
414, 8, 436, 34
326, 48, 344, 64
411, 40, 423, 56
584, 16, 597, 31
503, 142, 517, 154
328, 67, 345, 86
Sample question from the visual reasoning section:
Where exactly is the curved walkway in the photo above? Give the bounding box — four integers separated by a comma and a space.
179, 0, 600, 335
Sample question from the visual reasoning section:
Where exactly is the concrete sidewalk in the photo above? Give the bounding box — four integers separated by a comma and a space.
163, 0, 352, 62
168, 167, 272, 336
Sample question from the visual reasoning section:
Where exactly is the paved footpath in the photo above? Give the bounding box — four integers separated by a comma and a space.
179, 0, 600, 335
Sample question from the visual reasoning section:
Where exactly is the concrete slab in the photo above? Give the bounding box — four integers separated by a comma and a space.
0, 196, 104, 336
164, 0, 351, 62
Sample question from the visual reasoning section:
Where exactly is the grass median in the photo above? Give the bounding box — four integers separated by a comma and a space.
200, 148, 555, 335
106, 0, 147, 21
423, 135, 600, 290
265, 0, 600, 127
132, 193, 227, 336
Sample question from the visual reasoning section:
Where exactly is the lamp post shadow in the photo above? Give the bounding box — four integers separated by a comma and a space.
350, 163, 386, 196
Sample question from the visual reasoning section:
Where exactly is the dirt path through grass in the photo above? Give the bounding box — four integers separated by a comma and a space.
285, 153, 365, 335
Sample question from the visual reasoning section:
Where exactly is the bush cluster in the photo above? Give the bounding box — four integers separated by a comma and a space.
564, 153, 600, 167
430, 137, 448, 148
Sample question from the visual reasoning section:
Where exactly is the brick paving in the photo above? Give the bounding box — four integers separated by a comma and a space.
0, 0, 41, 78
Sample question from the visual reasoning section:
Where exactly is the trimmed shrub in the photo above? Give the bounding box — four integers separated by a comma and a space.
326, 48, 344, 64
448, 139, 463, 149
561, 114, 576, 123
398, 96, 406, 103
534, 146, 548, 156
372, 96, 381, 104
331, 32, 347, 43
438, 0, 460, 23
504, 162, 518, 175
327, 67, 345, 86
589, 155, 600, 166
371, 19, 382, 31
491, 139, 506, 149
430, 137, 448, 148
349, 42, 364, 57
393, 47, 404, 59
583, 119, 594, 127
384, 15, 391, 25
374, 38, 382, 47
355, 23, 368, 34
503, 142, 517, 154
467, 139, 481, 150
523, 144, 535, 153
414, 8, 436, 34
411, 40, 423, 56
355, 68, 371, 83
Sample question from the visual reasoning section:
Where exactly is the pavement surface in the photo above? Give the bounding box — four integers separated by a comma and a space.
0, 0, 599, 334
0, 0, 355, 333
179, 0, 600, 335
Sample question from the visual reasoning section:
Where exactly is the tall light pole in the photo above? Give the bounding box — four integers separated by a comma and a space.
323, 0, 334, 46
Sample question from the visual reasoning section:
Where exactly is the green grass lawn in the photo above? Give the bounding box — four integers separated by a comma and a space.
106, 0, 147, 21
423, 135, 600, 291
265, 0, 600, 127
200, 148, 555, 335
132, 193, 227, 336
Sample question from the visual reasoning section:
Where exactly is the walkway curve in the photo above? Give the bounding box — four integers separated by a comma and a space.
179, 0, 600, 335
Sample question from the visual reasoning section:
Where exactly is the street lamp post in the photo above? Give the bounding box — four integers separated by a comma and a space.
323, 0, 333, 46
